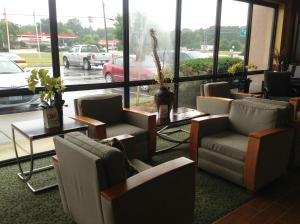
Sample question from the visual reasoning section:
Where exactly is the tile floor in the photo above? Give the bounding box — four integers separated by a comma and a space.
216, 168, 300, 224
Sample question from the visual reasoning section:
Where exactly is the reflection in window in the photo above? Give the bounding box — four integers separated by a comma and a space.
180, 0, 217, 76
218, 0, 249, 74
129, 0, 176, 81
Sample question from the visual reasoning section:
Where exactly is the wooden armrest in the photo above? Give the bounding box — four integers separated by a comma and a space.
69, 115, 106, 139
248, 128, 288, 139
123, 108, 154, 117
289, 97, 300, 120
192, 114, 229, 123
100, 157, 194, 201
196, 96, 233, 102
52, 155, 58, 162
231, 92, 261, 98
245, 127, 293, 191
69, 115, 105, 126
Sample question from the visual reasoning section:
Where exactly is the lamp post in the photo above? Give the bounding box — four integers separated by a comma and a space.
101, 0, 109, 52
33, 11, 41, 54
4, 7, 10, 52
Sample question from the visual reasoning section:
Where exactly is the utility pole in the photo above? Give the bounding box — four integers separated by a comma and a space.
33, 11, 41, 54
101, 0, 109, 52
4, 7, 10, 52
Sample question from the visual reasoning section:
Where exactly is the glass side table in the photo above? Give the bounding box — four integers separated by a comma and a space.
11, 116, 88, 193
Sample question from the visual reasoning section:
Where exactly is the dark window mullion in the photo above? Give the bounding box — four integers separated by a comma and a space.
268, 5, 279, 71
123, 0, 130, 108
244, 3, 253, 71
174, 0, 182, 109
213, 0, 222, 80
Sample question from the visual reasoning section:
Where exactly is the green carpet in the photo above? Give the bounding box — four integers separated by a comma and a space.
0, 125, 252, 224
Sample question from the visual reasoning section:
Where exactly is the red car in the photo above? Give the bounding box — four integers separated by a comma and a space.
103, 56, 156, 91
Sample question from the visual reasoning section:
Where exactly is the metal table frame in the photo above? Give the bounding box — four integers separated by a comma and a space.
11, 117, 88, 194
155, 108, 208, 153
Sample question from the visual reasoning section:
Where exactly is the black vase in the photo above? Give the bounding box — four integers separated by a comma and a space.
154, 86, 174, 118
238, 79, 252, 93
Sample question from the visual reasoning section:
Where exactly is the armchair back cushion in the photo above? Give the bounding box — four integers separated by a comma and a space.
242, 97, 294, 125
63, 132, 127, 189
75, 94, 123, 124
229, 100, 278, 136
264, 71, 292, 96
203, 81, 231, 98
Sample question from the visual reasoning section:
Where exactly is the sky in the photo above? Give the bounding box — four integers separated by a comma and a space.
0, 0, 249, 31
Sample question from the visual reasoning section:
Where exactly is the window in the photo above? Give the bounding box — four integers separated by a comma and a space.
218, 0, 249, 74
129, 0, 176, 81
0, 0, 52, 161
56, 0, 123, 84
180, 0, 217, 76
248, 5, 275, 70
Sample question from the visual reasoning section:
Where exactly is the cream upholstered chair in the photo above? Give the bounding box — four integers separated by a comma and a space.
197, 81, 258, 115
190, 99, 294, 191
53, 132, 195, 224
71, 94, 156, 161
243, 97, 300, 168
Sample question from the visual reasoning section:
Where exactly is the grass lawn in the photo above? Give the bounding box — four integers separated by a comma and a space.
18, 52, 63, 67
130, 94, 153, 106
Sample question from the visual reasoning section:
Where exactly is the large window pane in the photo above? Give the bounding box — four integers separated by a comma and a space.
218, 0, 249, 74
180, 0, 217, 76
248, 5, 274, 70
0, 0, 52, 161
129, 0, 176, 81
56, 0, 123, 85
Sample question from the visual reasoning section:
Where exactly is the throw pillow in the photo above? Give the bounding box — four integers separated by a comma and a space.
100, 138, 139, 177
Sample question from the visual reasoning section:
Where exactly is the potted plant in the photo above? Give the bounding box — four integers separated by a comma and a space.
227, 62, 257, 93
150, 29, 174, 118
27, 68, 65, 129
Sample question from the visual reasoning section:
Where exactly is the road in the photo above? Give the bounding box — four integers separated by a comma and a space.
0, 66, 152, 114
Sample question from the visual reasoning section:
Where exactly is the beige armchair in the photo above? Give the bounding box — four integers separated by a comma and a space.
71, 94, 156, 161
53, 132, 195, 224
197, 81, 258, 115
243, 97, 300, 168
190, 99, 294, 191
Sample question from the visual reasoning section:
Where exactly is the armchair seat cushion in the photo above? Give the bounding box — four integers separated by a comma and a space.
106, 123, 148, 142
200, 131, 248, 161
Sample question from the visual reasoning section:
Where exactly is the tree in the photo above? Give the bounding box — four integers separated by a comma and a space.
0, 19, 19, 49
113, 14, 123, 50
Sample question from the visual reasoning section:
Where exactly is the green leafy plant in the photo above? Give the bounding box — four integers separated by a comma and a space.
227, 62, 257, 79
27, 68, 65, 108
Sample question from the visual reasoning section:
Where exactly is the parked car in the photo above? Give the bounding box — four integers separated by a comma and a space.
63, 45, 112, 70
0, 52, 27, 69
158, 50, 209, 67
103, 55, 156, 91
0, 57, 39, 108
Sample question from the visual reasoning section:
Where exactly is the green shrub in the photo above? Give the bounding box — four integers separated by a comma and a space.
179, 57, 243, 76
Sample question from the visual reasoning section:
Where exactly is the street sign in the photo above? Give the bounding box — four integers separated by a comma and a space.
240, 26, 247, 37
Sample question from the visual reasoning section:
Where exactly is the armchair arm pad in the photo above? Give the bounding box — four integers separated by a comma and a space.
196, 96, 233, 115
69, 115, 106, 139
231, 92, 261, 99
190, 115, 228, 161
100, 157, 195, 224
123, 108, 157, 158
245, 128, 294, 191
123, 108, 154, 129
289, 97, 300, 120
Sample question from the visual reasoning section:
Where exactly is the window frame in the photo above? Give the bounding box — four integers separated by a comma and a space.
0, 0, 279, 109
